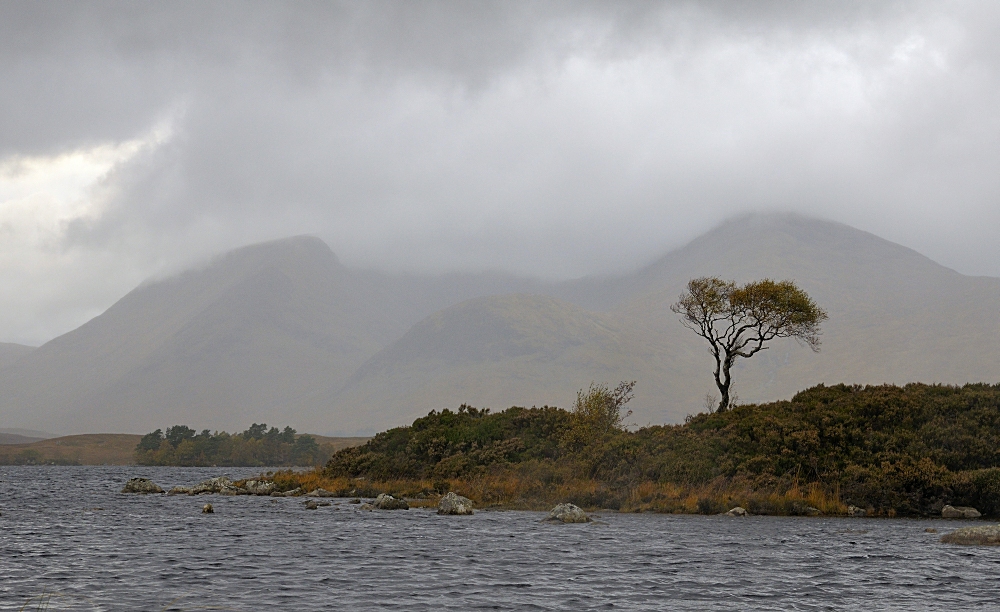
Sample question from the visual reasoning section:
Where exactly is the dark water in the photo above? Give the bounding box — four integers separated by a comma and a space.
2, 467, 999, 611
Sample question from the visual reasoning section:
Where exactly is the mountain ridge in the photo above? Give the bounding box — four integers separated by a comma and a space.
1, 214, 997, 435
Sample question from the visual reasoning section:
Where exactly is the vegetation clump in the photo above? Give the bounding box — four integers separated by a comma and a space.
135, 423, 323, 466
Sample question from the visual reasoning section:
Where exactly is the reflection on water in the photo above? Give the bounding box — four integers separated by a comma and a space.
2, 466, 999, 611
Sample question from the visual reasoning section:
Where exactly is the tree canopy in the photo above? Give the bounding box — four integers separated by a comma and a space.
671, 277, 828, 411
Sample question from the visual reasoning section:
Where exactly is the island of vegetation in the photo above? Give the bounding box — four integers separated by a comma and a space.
261, 382, 1000, 517
134, 423, 337, 467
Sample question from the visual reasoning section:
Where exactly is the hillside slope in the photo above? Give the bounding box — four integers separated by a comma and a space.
329, 294, 644, 432
0, 342, 34, 370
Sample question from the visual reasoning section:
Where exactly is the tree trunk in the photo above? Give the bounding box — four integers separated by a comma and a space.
716, 355, 733, 412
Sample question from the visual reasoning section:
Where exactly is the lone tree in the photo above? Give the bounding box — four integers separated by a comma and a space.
671, 277, 828, 412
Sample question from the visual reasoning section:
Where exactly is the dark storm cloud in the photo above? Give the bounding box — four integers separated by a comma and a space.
1, 1, 999, 343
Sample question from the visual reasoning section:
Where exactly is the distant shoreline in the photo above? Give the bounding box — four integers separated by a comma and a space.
0, 433, 369, 466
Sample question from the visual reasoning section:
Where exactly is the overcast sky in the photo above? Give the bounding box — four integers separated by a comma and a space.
1, 1, 998, 345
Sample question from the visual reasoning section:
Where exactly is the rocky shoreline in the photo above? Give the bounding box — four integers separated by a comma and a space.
118, 476, 601, 522
120, 476, 999, 543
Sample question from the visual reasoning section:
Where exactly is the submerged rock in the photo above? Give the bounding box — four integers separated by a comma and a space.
544, 503, 591, 523
942, 505, 981, 519
847, 506, 867, 517
304, 500, 319, 510
358, 503, 374, 511
724, 506, 748, 517
307, 488, 337, 497
940, 524, 1000, 545
167, 486, 191, 496
202, 503, 214, 514
371, 493, 409, 510
437, 492, 474, 515
121, 478, 164, 494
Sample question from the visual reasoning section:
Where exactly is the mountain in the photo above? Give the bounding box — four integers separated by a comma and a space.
1, 214, 997, 435
329, 293, 643, 432
333, 214, 1000, 429
0, 236, 538, 434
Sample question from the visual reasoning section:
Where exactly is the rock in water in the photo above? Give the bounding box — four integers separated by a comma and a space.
437, 492, 474, 515
121, 478, 164, 494
304, 500, 319, 510
189, 477, 235, 495
371, 494, 409, 510
940, 525, 1000, 545
202, 504, 214, 514
724, 507, 748, 517
307, 488, 337, 497
544, 503, 591, 523
167, 486, 191, 496
243, 480, 275, 496
847, 505, 867, 517
942, 505, 981, 519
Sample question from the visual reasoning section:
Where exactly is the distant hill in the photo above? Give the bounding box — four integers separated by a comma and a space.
0, 427, 55, 439
0, 236, 538, 434
0, 342, 34, 370
0, 434, 141, 465
0, 433, 43, 445
1, 214, 998, 435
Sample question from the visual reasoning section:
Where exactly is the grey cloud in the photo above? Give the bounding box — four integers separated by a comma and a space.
2, 1, 1000, 344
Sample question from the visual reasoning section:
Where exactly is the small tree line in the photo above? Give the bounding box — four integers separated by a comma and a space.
135, 423, 323, 466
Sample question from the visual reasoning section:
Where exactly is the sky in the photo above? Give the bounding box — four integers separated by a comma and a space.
1, 1, 999, 345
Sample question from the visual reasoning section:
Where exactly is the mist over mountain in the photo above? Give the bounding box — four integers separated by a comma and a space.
1, 214, 997, 435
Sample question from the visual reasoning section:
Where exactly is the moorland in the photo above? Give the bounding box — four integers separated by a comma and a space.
261, 382, 1000, 517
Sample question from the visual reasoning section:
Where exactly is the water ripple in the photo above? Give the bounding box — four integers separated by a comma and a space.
3, 466, 1000, 610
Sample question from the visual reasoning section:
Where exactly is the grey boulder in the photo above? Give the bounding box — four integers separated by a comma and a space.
189, 477, 235, 495
940, 524, 1000, 545
724, 506, 748, 517
372, 494, 409, 510
544, 503, 591, 523
121, 478, 164, 494
437, 492, 474, 515
942, 505, 981, 519
243, 480, 275, 496
307, 488, 337, 498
